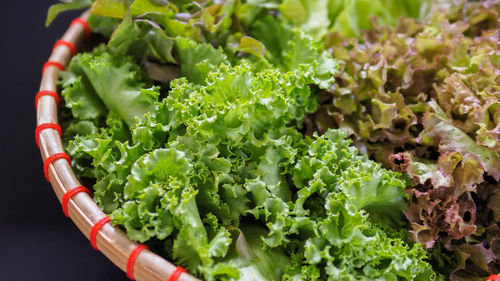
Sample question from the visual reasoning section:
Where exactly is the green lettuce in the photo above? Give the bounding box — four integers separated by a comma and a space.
50, 0, 441, 279
275, 0, 427, 37
60, 48, 437, 279
61, 47, 157, 127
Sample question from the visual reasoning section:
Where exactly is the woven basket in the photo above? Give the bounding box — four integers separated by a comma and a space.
37, 11, 200, 281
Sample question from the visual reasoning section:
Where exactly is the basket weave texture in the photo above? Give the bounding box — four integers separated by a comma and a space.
37, 11, 200, 281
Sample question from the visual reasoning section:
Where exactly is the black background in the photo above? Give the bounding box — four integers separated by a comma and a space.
0, 2, 126, 280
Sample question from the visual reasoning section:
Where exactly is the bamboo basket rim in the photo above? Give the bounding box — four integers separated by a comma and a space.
37, 10, 200, 281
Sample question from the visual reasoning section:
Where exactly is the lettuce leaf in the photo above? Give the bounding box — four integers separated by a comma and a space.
248, 16, 338, 89
276, 0, 427, 38
62, 48, 158, 127
46, 0, 93, 26
174, 37, 228, 84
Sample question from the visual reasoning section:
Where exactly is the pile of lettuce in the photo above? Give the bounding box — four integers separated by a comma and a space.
309, 0, 500, 279
46, 0, 442, 280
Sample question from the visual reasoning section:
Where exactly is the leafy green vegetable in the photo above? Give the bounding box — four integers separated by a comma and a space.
174, 37, 228, 84
276, 0, 427, 37
87, 14, 121, 37
60, 47, 437, 279
236, 36, 266, 58
61, 47, 157, 127
49, 0, 443, 279
248, 16, 338, 89
108, 13, 177, 64
46, 0, 93, 26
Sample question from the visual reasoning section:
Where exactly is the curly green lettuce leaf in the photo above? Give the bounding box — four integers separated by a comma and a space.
205, 224, 290, 281
248, 16, 339, 89
61, 48, 158, 127
65, 112, 140, 211
174, 37, 228, 84
277, 131, 435, 280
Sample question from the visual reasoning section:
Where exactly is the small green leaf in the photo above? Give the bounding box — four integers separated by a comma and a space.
278, 0, 307, 24
90, 0, 130, 18
46, 0, 93, 27
237, 36, 266, 58
129, 0, 170, 15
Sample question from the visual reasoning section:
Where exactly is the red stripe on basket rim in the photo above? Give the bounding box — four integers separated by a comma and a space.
42, 61, 65, 75
126, 245, 149, 280
44, 153, 72, 182
167, 266, 187, 281
71, 18, 91, 38
61, 186, 90, 218
35, 123, 62, 147
90, 216, 111, 250
53, 40, 77, 55
35, 91, 60, 108
487, 275, 500, 281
